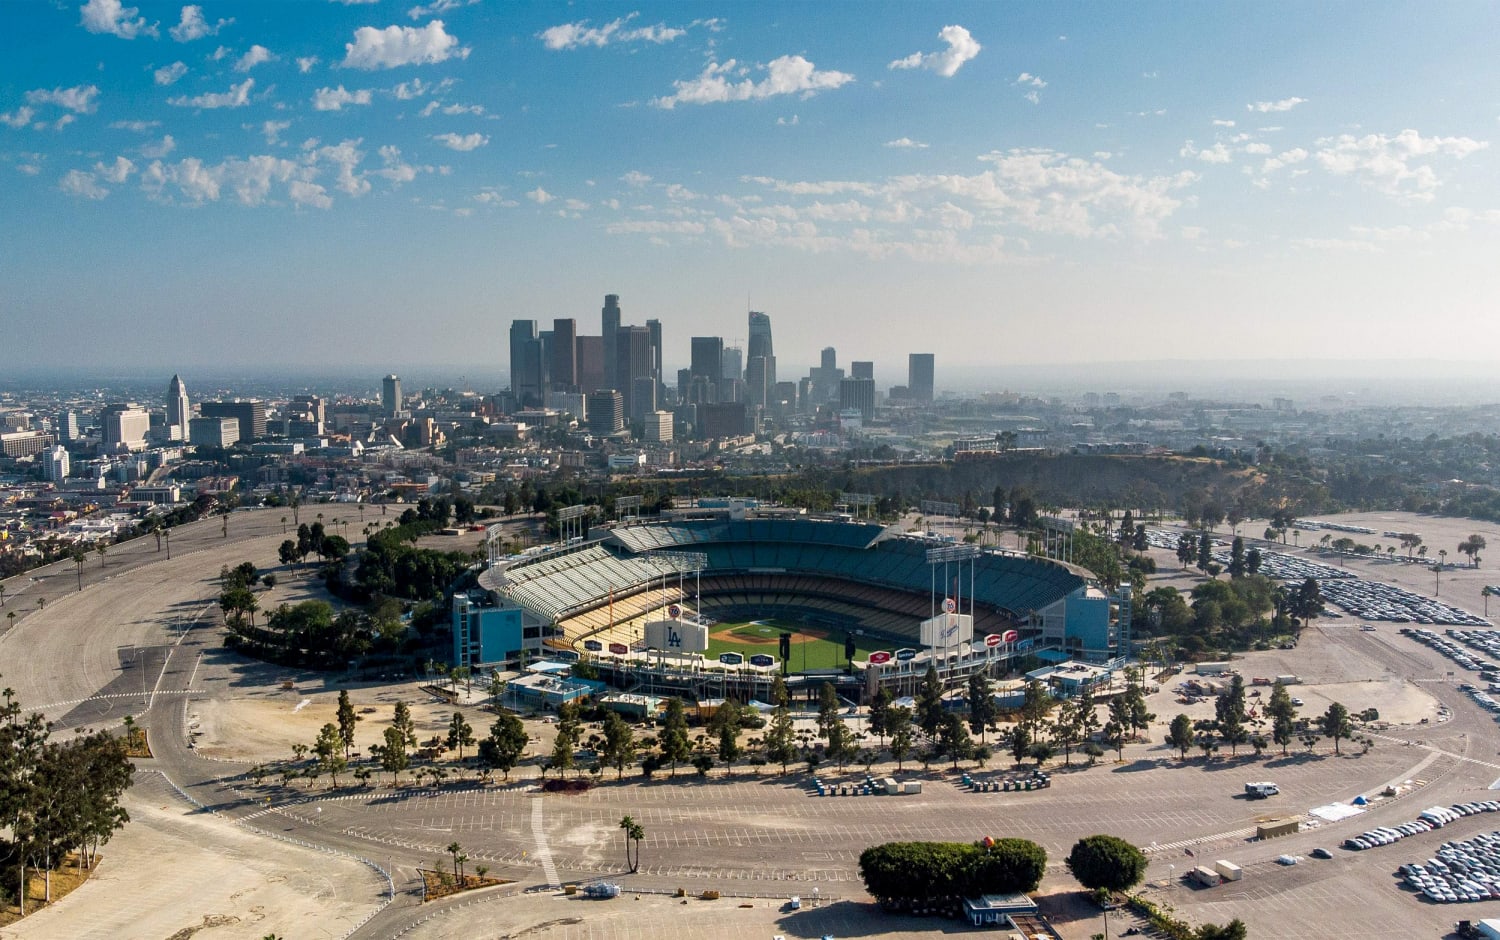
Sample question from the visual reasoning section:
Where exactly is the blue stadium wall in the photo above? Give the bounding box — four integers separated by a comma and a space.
605, 518, 1092, 620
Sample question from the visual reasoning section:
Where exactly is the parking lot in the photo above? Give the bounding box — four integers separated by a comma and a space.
7, 509, 1500, 938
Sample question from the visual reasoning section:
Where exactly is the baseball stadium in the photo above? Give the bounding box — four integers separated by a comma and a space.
460, 506, 1128, 699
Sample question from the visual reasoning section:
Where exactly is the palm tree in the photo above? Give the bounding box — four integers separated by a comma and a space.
5, 611, 15, 631
280, 516, 288, 535
94, 542, 107, 569
1484, 586, 1493, 618
618, 815, 644, 873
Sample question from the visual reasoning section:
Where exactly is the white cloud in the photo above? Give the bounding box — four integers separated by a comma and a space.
1180, 140, 1232, 164
473, 190, 517, 207
408, 0, 476, 18
140, 134, 176, 158
432, 132, 487, 151
235, 45, 276, 72
288, 179, 332, 209
40, 114, 78, 132
313, 85, 373, 111
540, 12, 687, 50
110, 119, 159, 132
1243, 142, 1271, 155
1260, 147, 1308, 174
393, 78, 440, 99
60, 168, 108, 198
1015, 72, 1046, 88
1212, 119, 1236, 127
776, 114, 798, 126
80, 0, 156, 39
884, 137, 928, 149
210, 45, 230, 61
297, 56, 319, 73
621, 170, 652, 186
526, 186, 553, 204
0, 107, 35, 129
308, 138, 371, 195
374, 144, 422, 184
95, 155, 135, 183
610, 148, 1196, 262
26, 85, 101, 114
168, 78, 254, 109
1248, 97, 1307, 113
342, 21, 469, 70
888, 25, 981, 78
1313, 128, 1487, 201
170, 5, 231, 42
154, 61, 189, 85
653, 55, 854, 109
260, 120, 290, 144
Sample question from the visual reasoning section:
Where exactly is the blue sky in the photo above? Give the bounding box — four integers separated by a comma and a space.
3, 1, 1499, 382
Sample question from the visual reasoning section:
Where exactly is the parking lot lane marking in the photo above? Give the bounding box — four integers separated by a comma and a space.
529, 796, 559, 888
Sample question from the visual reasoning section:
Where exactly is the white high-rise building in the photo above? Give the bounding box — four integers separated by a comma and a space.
43, 445, 69, 482
166, 374, 190, 439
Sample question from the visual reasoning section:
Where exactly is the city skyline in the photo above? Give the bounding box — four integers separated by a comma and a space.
4, 2, 1500, 372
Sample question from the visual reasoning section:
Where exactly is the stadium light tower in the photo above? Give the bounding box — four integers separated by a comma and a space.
925, 543, 979, 670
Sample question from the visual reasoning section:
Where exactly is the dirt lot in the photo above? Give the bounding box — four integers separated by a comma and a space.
191, 685, 480, 763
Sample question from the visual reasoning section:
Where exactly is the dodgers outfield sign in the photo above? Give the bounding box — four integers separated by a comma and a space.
644, 618, 708, 653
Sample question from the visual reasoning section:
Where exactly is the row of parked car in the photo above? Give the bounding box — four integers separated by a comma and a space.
1321, 578, 1488, 626
1444, 628, 1500, 663
1401, 829, 1500, 903
1345, 803, 1500, 853
1406, 628, 1494, 672
1212, 547, 1351, 582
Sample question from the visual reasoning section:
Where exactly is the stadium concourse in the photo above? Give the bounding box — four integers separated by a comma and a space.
471, 511, 1126, 696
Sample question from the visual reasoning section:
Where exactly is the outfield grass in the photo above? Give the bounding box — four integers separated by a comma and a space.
703, 617, 891, 672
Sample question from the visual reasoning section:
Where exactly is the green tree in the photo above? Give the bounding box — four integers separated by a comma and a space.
1215, 674, 1249, 755
765, 682, 797, 774
1166, 713, 1194, 760
446, 711, 476, 761
1066, 834, 1148, 894
868, 686, 893, 746
660, 697, 691, 776
816, 682, 842, 743
314, 722, 347, 788
967, 670, 997, 742
938, 711, 973, 769
1009, 724, 1032, 766
711, 699, 743, 774
378, 726, 409, 784
887, 706, 914, 772
601, 711, 637, 779
391, 701, 417, 749
477, 711, 528, 781
1195, 919, 1249, 940
336, 690, 360, 759
1320, 701, 1352, 755
1265, 680, 1299, 756
1051, 698, 1081, 766
916, 663, 946, 738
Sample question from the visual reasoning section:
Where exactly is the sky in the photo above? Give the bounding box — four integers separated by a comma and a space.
3, 1, 1500, 385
